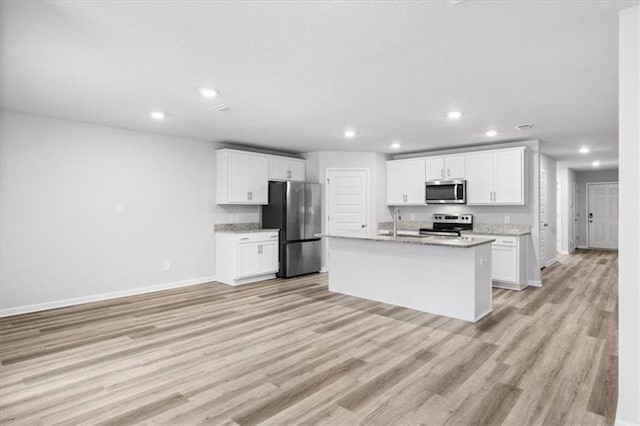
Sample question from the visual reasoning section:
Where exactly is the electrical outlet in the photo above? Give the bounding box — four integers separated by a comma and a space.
504, 215, 511, 224
479, 257, 488, 265
234, 214, 240, 222
163, 261, 170, 271
115, 205, 123, 215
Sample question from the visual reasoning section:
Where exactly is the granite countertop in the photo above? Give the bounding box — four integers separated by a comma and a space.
461, 224, 531, 236
214, 223, 279, 234
216, 228, 280, 234
378, 222, 532, 237
320, 232, 495, 248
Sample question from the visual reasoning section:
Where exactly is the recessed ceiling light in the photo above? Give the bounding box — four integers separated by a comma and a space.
592, 160, 601, 167
447, 111, 462, 120
391, 142, 401, 149
344, 129, 356, 139
485, 130, 497, 137
199, 88, 219, 98
149, 111, 165, 120
579, 147, 590, 154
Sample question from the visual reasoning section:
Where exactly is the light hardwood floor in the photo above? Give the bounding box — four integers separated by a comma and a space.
0, 249, 617, 425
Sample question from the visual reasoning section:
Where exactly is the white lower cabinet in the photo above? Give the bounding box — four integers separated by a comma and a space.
216, 231, 279, 285
472, 234, 528, 290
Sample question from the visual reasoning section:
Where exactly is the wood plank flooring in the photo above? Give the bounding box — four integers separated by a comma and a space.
0, 249, 618, 425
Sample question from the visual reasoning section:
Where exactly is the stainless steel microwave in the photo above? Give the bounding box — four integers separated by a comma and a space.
425, 180, 466, 204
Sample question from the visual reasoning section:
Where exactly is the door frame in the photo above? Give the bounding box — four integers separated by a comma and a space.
572, 181, 578, 251
585, 181, 619, 248
539, 168, 548, 267
324, 168, 371, 236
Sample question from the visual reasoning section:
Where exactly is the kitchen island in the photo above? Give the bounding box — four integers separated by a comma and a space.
323, 232, 495, 322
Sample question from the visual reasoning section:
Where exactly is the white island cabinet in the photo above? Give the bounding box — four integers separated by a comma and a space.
323, 233, 495, 322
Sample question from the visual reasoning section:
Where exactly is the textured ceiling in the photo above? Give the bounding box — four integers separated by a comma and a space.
1, 0, 635, 170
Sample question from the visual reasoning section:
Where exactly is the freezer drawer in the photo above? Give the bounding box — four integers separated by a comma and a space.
282, 240, 321, 278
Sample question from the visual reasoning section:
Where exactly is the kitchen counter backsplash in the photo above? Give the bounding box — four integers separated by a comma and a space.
214, 222, 261, 232
377, 221, 531, 235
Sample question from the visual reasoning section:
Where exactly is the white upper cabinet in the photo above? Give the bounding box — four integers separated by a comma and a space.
387, 158, 426, 205
492, 150, 524, 204
268, 157, 305, 181
466, 152, 494, 204
217, 150, 269, 204
425, 155, 465, 180
466, 148, 525, 205
446, 156, 466, 179
425, 157, 446, 180
217, 149, 307, 204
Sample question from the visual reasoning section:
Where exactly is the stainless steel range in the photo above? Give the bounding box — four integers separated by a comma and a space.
419, 214, 473, 237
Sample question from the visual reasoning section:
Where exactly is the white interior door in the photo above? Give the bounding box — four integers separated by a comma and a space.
539, 169, 548, 266
327, 169, 368, 233
588, 183, 619, 249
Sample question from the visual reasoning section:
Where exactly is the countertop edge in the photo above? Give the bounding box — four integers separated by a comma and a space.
320, 233, 495, 248
215, 229, 280, 234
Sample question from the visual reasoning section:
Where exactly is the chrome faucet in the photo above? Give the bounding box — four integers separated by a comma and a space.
393, 207, 401, 238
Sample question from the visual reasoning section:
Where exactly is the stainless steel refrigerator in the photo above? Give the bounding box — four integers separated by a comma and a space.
262, 181, 322, 278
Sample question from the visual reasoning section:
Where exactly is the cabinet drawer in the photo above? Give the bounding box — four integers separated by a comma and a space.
493, 237, 517, 246
235, 232, 279, 243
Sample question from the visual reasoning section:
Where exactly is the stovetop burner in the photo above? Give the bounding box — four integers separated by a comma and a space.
419, 213, 473, 237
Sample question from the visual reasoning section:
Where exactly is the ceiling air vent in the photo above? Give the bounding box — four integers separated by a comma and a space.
514, 123, 534, 130
209, 104, 229, 112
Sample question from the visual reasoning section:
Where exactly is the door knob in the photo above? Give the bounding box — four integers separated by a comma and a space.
361, 224, 367, 228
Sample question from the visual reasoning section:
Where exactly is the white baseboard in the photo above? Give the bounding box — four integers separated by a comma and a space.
558, 249, 576, 255
528, 280, 542, 287
577, 245, 589, 249
320, 267, 328, 273
0, 275, 217, 318
219, 273, 276, 286
544, 257, 559, 268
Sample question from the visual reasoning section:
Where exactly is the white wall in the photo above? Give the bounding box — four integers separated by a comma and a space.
574, 169, 619, 248
617, 6, 640, 426
556, 165, 577, 253
0, 110, 259, 315
303, 151, 391, 269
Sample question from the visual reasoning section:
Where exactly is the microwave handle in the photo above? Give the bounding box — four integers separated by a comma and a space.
453, 183, 458, 200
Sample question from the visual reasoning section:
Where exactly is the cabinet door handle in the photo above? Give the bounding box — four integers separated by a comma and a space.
441, 169, 444, 178
447, 168, 450, 177
258, 244, 262, 254
287, 170, 291, 178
